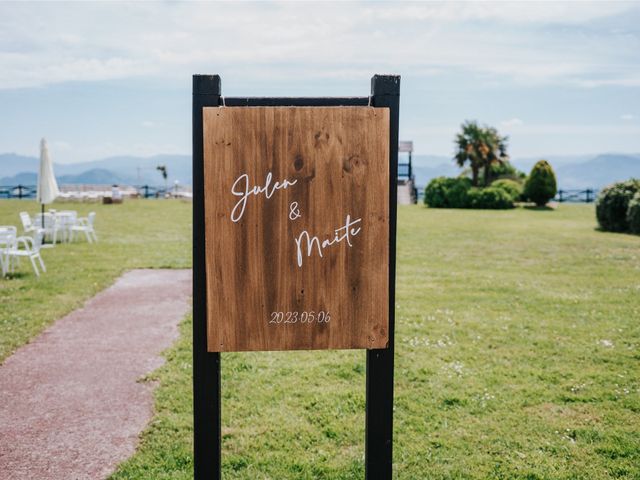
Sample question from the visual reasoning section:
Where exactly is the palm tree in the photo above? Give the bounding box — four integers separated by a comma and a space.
454, 121, 483, 187
479, 126, 509, 186
454, 121, 509, 187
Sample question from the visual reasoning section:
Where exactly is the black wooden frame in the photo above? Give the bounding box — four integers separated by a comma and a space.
193, 74, 400, 480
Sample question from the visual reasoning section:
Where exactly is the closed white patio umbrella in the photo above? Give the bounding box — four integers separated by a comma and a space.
37, 138, 60, 232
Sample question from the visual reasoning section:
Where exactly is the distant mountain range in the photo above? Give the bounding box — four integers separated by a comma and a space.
409, 153, 639, 189
0, 153, 191, 186
2, 169, 139, 186
1, 152, 638, 189
552, 154, 640, 189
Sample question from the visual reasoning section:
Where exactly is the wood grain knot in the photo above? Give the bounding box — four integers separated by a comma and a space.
343, 154, 364, 173
314, 130, 330, 148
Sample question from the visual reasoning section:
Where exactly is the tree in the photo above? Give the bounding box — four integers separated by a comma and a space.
524, 160, 557, 207
454, 121, 482, 187
454, 121, 509, 187
479, 126, 509, 186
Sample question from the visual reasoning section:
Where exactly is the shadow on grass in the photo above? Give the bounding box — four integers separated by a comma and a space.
593, 226, 640, 236
524, 205, 555, 211
2, 272, 30, 280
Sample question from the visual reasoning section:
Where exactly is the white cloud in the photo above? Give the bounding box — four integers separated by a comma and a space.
403, 122, 640, 157
577, 74, 640, 88
365, 2, 634, 24
58, 141, 186, 163
500, 118, 524, 128
0, 2, 638, 89
50, 140, 70, 149
410, 123, 640, 137
141, 121, 156, 128
621, 113, 635, 120
497, 124, 640, 135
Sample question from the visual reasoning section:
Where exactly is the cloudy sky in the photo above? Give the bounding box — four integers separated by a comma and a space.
0, 1, 639, 164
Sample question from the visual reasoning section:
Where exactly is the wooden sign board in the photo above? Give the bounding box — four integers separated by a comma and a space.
203, 106, 390, 352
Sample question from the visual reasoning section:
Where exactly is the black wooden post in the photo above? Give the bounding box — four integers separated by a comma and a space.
193, 74, 398, 480
193, 74, 222, 480
366, 74, 400, 480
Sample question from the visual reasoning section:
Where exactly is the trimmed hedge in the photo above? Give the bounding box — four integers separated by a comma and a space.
424, 176, 515, 209
424, 177, 472, 208
468, 187, 514, 209
596, 179, 640, 232
491, 179, 523, 202
626, 192, 640, 235
524, 160, 557, 206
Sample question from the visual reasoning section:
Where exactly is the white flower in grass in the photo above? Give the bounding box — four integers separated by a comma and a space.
443, 361, 464, 378
598, 339, 614, 348
473, 389, 494, 408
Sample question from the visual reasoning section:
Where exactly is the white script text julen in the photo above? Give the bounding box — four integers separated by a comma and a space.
230, 171, 297, 222
294, 215, 362, 267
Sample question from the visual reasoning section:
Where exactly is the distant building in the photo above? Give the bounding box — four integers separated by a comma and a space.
398, 141, 417, 204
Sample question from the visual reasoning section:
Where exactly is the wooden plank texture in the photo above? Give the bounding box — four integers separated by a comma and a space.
203, 106, 389, 352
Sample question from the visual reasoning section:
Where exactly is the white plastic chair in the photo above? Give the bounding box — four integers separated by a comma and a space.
0, 226, 17, 277
71, 212, 98, 243
55, 211, 77, 243
5, 230, 46, 277
33, 212, 60, 244
20, 212, 39, 235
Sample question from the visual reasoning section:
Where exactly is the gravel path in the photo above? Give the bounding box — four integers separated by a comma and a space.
0, 269, 191, 479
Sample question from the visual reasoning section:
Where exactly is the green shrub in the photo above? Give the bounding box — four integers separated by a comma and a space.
424, 177, 471, 208
488, 161, 527, 182
424, 177, 449, 208
447, 178, 472, 208
491, 179, 523, 202
596, 179, 640, 232
524, 160, 557, 206
467, 186, 514, 209
424, 177, 515, 209
625, 192, 640, 235
462, 161, 525, 185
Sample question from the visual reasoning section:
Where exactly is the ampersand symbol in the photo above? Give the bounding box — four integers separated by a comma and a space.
289, 201, 302, 221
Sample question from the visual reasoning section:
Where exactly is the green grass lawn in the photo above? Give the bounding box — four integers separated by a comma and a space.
0, 199, 191, 363
109, 204, 640, 480
2, 201, 638, 478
